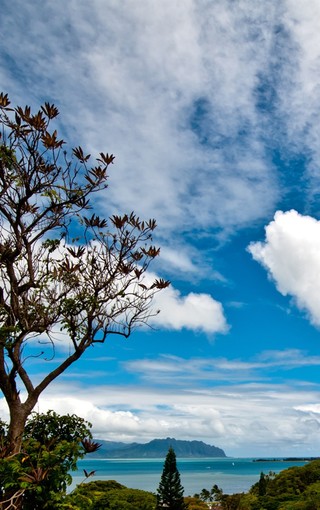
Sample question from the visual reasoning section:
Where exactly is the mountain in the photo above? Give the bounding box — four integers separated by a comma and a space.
92, 437, 226, 458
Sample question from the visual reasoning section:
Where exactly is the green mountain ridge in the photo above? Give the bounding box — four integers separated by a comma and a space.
92, 437, 226, 458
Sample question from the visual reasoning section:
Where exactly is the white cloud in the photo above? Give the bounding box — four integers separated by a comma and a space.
248, 210, 320, 326
158, 246, 198, 274
275, 2, 320, 177
152, 286, 228, 335
124, 350, 320, 385
2, 0, 320, 251
295, 403, 320, 414
0, 0, 281, 243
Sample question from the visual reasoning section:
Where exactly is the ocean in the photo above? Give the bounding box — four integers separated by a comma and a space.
70, 457, 310, 496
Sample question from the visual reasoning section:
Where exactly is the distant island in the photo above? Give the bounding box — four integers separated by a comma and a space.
253, 457, 320, 462
92, 437, 226, 458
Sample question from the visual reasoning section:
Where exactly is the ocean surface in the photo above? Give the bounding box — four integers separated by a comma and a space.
70, 457, 310, 495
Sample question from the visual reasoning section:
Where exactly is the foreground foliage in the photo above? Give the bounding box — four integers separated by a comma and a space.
0, 411, 100, 509
69, 480, 157, 509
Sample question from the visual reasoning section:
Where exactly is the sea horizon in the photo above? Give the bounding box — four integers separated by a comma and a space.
70, 456, 311, 496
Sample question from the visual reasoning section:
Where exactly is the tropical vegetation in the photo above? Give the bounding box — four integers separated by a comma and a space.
194, 459, 320, 510
0, 410, 100, 509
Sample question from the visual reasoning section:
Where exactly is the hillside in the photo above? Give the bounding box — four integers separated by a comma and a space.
92, 437, 226, 458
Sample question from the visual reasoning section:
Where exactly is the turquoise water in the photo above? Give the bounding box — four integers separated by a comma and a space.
71, 457, 309, 495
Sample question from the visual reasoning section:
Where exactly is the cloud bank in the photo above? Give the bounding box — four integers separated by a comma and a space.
1, 348, 318, 457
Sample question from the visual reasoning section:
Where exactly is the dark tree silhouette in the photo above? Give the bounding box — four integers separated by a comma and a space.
258, 471, 267, 496
156, 447, 188, 510
0, 92, 169, 465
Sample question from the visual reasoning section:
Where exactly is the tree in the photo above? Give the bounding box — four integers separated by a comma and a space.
67, 480, 126, 510
70, 480, 157, 510
91, 487, 157, 510
156, 447, 188, 510
258, 471, 267, 496
199, 488, 211, 502
0, 92, 169, 458
184, 497, 208, 510
248, 460, 320, 510
0, 410, 100, 509
197, 484, 223, 506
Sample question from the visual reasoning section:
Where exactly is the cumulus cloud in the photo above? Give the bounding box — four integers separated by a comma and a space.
248, 210, 320, 325
152, 286, 228, 335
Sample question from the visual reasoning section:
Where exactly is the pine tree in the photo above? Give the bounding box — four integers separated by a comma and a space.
258, 471, 267, 496
156, 447, 188, 510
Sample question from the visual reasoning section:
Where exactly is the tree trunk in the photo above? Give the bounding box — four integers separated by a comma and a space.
7, 402, 30, 455
1, 401, 36, 510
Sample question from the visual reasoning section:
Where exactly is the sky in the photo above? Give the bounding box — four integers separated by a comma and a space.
2, 0, 320, 457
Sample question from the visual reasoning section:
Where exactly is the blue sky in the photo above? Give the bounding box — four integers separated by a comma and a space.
2, 0, 320, 457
